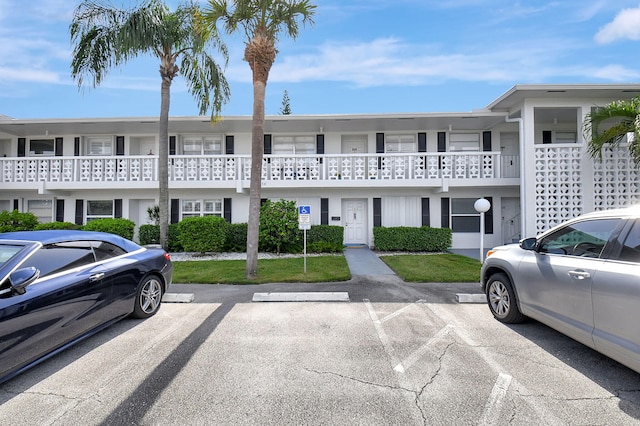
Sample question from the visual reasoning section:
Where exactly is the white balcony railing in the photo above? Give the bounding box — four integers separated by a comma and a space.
1, 152, 520, 185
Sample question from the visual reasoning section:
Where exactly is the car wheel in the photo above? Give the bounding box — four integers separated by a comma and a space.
132, 275, 164, 319
486, 273, 525, 324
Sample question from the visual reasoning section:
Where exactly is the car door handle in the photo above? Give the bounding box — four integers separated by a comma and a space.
568, 270, 591, 280
90, 273, 105, 282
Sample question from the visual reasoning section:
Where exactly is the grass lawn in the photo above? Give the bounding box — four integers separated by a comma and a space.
171, 252, 481, 284
379, 253, 481, 282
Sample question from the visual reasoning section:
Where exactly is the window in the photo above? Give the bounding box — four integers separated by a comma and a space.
555, 132, 577, 143
181, 135, 222, 155
273, 135, 315, 154
29, 139, 54, 156
451, 198, 481, 233
87, 137, 113, 156
449, 133, 480, 152
181, 199, 222, 219
93, 241, 127, 261
616, 221, 640, 262
538, 218, 620, 257
23, 241, 96, 277
27, 199, 53, 223
385, 135, 416, 153
86, 200, 114, 222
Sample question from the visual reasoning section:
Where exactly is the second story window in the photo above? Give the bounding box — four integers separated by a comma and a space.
385, 135, 416, 153
273, 135, 315, 154
29, 139, 54, 155
450, 133, 480, 152
87, 136, 113, 155
181, 136, 222, 155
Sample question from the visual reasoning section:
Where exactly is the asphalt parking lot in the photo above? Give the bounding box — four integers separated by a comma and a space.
1, 276, 639, 425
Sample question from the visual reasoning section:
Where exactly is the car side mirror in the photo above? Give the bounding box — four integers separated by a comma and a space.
520, 237, 538, 251
9, 267, 40, 295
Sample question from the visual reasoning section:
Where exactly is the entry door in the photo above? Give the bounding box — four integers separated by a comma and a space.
501, 197, 520, 244
343, 200, 367, 244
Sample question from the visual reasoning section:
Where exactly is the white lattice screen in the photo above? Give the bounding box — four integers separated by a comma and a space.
534, 145, 583, 233
593, 145, 640, 211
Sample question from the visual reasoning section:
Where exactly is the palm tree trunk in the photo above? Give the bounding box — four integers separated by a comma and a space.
246, 79, 266, 278
158, 77, 171, 250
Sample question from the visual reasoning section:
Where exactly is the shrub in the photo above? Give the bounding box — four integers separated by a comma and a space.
82, 218, 135, 240
168, 223, 183, 252
302, 225, 344, 253
259, 199, 300, 254
0, 210, 39, 232
224, 222, 247, 252
34, 221, 81, 230
373, 226, 452, 252
0, 210, 38, 232
178, 216, 227, 254
139, 224, 160, 245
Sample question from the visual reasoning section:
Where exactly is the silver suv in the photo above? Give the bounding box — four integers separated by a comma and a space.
481, 206, 640, 373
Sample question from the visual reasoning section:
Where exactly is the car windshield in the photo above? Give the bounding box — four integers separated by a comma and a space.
0, 244, 24, 267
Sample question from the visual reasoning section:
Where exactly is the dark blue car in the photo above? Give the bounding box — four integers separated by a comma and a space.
0, 230, 173, 384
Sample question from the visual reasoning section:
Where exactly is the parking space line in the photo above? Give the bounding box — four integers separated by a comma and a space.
364, 299, 405, 373
376, 299, 426, 324
395, 325, 452, 372
479, 373, 512, 425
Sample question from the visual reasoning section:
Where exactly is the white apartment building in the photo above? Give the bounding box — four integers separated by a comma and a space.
1, 84, 639, 249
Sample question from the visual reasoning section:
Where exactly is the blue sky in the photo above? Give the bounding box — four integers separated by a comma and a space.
1, 0, 640, 119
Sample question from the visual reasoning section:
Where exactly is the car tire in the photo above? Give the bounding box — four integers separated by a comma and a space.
132, 275, 164, 319
486, 273, 526, 324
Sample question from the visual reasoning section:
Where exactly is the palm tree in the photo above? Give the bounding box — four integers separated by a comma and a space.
70, 0, 230, 249
583, 97, 640, 164
201, 0, 315, 279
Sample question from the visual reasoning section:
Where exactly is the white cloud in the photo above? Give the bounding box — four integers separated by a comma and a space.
595, 6, 640, 43
591, 64, 640, 80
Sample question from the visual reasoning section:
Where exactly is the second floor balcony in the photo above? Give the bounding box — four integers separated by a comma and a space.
1, 152, 520, 191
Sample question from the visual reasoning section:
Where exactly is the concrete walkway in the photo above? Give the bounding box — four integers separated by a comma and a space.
343, 246, 396, 276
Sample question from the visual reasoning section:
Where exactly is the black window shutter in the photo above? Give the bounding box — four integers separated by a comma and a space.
260, 198, 268, 206
75, 200, 84, 225
114, 199, 123, 218
316, 134, 325, 154
441, 198, 450, 228
116, 136, 125, 156
170, 199, 180, 224
13, 199, 19, 211
55, 137, 63, 156
485, 197, 494, 234
421, 198, 430, 227
418, 132, 427, 153
321, 198, 329, 225
224, 198, 232, 222
18, 138, 26, 157
74, 137, 81, 156
482, 131, 492, 152
55, 199, 64, 222
376, 133, 385, 153
169, 136, 176, 155
264, 134, 272, 154
543, 131, 552, 144
373, 198, 382, 227
437, 132, 446, 152
376, 133, 384, 169
225, 136, 234, 155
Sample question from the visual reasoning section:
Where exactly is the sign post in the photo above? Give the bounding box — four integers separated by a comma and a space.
298, 205, 311, 273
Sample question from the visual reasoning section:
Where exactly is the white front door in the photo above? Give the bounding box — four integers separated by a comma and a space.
343, 199, 367, 244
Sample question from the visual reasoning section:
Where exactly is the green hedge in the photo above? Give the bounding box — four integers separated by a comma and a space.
82, 218, 136, 240
373, 226, 452, 252
303, 225, 344, 253
0, 210, 38, 232
178, 216, 228, 254
139, 224, 160, 245
224, 222, 247, 252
